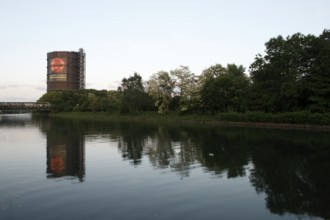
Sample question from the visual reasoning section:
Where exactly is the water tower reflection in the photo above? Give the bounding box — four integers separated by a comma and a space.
46, 125, 85, 182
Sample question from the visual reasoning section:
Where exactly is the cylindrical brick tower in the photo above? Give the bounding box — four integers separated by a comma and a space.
47, 49, 85, 91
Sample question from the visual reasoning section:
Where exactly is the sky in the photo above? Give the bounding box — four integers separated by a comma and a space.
0, 0, 329, 102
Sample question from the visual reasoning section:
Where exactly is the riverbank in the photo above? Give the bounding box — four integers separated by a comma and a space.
45, 111, 330, 131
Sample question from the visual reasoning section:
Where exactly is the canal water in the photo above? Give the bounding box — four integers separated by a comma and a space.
0, 114, 329, 220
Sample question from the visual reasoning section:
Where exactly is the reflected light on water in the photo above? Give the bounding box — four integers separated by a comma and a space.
0, 114, 328, 220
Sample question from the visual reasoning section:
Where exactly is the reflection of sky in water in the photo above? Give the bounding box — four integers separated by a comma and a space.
85, 136, 268, 219
0, 114, 327, 220
0, 115, 45, 162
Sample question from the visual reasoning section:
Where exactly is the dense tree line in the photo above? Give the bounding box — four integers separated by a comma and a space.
38, 89, 121, 112
250, 29, 330, 112
38, 30, 329, 114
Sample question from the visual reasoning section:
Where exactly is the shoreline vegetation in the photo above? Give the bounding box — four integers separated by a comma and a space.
45, 111, 330, 131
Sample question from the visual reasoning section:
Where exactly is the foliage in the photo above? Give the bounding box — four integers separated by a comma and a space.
215, 111, 330, 125
146, 71, 175, 114
37, 89, 121, 112
118, 72, 154, 114
170, 66, 200, 113
201, 64, 250, 113
302, 29, 330, 112
250, 30, 330, 112
199, 63, 227, 86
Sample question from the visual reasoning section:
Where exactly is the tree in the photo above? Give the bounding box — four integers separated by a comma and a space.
147, 71, 175, 114
249, 30, 330, 112
38, 89, 121, 112
227, 64, 246, 78
301, 29, 330, 112
201, 64, 250, 112
226, 64, 250, 112
119, 72, 144, 91
106, 90, 121, 111
118, 72, 153, 113
199, 63, 227, 86
249, 35, 296, 112
170, 66, 199, 112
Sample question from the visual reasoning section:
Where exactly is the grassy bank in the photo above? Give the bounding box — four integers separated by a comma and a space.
46, 111, 330, 131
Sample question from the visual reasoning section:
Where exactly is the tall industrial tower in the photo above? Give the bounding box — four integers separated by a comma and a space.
47, 49, 86, 91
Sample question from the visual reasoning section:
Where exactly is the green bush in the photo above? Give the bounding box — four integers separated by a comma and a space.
215, 111, 330, 125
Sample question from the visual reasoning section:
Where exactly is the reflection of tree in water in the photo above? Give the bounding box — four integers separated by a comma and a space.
190, 128, 250, 178
118, 136, 144, 165
116, 123, 251, 178
117, 123, 155, 166
147, 126, 175, 169
144, 127, 203, 178
115, 122, 330, 219
33, 115, 330, 219
249, 132, 330, 219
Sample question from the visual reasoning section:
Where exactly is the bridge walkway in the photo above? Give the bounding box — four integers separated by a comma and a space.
0, 102, 52, 113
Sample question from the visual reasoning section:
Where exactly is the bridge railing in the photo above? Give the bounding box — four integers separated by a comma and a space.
0, 102, 52, 111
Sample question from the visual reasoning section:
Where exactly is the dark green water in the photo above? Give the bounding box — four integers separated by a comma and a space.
0, 114, 329, 220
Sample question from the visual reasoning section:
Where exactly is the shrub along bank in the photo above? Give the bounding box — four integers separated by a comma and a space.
45, 111, 330, 131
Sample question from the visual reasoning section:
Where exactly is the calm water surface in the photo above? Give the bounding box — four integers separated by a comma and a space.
0, 114, 329, 220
